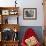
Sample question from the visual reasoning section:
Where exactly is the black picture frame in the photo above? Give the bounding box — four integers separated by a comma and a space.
23, 8, 37, 20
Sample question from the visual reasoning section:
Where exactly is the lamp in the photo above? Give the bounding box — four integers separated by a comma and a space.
15, 0, 17, 7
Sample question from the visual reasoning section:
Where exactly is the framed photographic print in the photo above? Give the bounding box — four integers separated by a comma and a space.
9, 9, 18, 15
2, 10, 9, 15
23, 8, 37, 20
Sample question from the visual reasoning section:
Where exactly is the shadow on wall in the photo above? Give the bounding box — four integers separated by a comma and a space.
18, 26, 44, 44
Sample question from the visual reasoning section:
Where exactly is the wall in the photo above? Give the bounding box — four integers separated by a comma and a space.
18, 0, 44, 26
0, 0, 15, 7
0, 0, 44, 26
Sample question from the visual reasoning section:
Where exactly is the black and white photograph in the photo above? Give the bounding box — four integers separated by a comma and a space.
23, 8, 37, 20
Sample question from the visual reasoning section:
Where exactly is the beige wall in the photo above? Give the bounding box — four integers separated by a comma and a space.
44, 0, 46, 27
43, 0, 46, 46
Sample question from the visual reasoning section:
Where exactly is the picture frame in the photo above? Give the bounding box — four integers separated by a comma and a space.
9, 10, 18, 15
2, 10, 9, 15
23, 8, 37, 20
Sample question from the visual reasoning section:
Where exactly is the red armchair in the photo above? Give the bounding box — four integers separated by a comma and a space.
21, 28, 41, 46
